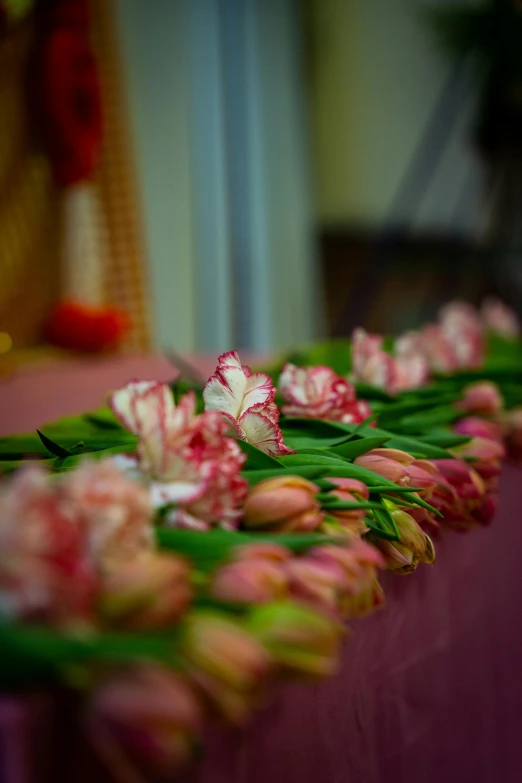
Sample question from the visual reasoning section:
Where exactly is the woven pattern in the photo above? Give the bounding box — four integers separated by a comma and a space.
0, 20, 61, 349
91, 0, 152, 353
0, 2, 151, 354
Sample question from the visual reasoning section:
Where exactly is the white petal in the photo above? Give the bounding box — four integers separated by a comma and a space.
203, 366, 246, 419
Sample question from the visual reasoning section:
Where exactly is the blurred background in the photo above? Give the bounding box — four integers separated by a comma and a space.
1, 0, 522, 366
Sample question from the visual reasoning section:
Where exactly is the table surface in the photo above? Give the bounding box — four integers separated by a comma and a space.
1, 356, 522, 783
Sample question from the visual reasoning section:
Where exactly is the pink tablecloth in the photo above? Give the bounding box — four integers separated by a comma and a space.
1, 356, 522, 783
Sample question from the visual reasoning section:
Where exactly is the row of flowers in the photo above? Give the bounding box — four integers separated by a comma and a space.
1, 298, 521, 779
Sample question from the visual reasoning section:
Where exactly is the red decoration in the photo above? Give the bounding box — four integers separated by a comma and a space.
45, 300, 130, 353
36, 24, 102, 186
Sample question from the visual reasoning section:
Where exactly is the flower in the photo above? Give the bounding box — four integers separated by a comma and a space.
284, 558, 344, 615
452, 437, 505, 483
454, 416, 503, 444
369, 508, 435, 575
247, 601, 343, 678
456, 381, 504, 416
394, 332, 430, 388
419, 325, 459, 373
90, 665, 203, 777
481, 297, 520, 338
211, 558, 288, 605
438, 301, 485, 369
354, 449, 438, 495
99, 551, 192, 630
354, 448, 412, 485
203, 351, 292, 456
0, 466, 97, 627
60, 458, 153, 564
324, 477, 369, 534
351, 328, 398, 391
352, 328, 428, 392
181, 611, 272, 724
109, 382, 247, 529
278, 364, 372, 424
430, 458, 490, 530
242, 476, 324, 532
309, 541, 384, 618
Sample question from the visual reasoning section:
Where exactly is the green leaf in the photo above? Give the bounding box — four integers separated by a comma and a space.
0, 624, 180, 690
36, 430, 73, 458
157, 528, 336, 572
278, 453, 359, 469
328, 435, 390, 460
236, 440, 283, 469
53, 443, 137, 470
241, 466, 327, 486
367, 501, 399, 540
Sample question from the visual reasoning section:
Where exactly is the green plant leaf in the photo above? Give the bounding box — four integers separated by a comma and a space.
236, 440, 283, 469
36, 430, 73, 458
241, 466, 327, 485
157, 528, 336, 572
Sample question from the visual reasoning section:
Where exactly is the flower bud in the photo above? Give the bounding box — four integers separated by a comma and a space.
242, 476, 323, 532
371, 509, 435, 575
90, 665, 202, 778
457, 381, 503, 416
181, 611, 272, 724
211, 558, 287, 605
354, 450, 411, 485
247, 601, 343, 678
99, 551, 192, 630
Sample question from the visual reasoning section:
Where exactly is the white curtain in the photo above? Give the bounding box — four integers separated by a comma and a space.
116, 0, 321, 355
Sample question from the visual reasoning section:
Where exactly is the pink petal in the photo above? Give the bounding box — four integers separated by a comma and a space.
203, 366, 247, 419
238, 411, 293, 457
109, 381, 170, 434
241, 372, 276, 415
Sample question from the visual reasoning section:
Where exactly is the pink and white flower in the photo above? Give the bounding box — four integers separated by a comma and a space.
109, 381, 247, 529
419, 324, 459, 374
351, 328, 397, 391
203, 351, 292, 456
394, 332, 430, 389
0, 466, 98, 626
352, 328, 427, 393
278, 363, 372, 424
481, 297, 520, 338
438, 301, 485, 369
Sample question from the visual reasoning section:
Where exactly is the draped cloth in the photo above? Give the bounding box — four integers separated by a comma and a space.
0, 355, 521, 782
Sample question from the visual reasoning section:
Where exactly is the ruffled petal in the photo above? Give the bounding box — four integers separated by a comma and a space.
203, 366, 247, 420
238, 411, 293, 457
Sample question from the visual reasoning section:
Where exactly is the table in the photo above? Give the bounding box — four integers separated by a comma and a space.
1, 356, 522, 783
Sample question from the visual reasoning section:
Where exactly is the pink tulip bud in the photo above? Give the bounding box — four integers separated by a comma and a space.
328, 477, 370, 500
457, 381, 504, 416
247, 601, 343, 678
326, 477, 370, 533
371, 510, 435, 575
455, 436, 505, 463
211, 558, 287, 604
90, 665, 203, 777
99, 552, 192, 630
407, 461, 438, 495
454, 417, 503, 443
310, 541, 384, 618
242, 476, 324, 532
354, 452, 410, 485
285, 558, 344, 614
233, 542, 292, 563
182, 612, 272, 724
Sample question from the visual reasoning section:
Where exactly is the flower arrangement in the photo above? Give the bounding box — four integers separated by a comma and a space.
1, 297, 522, 779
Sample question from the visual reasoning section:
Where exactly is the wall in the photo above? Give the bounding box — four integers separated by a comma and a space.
308, 0, 483, 235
